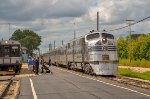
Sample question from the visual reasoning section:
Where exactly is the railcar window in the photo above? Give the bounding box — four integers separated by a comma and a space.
86, 33, 100, 40
102, 33, 114, 39
70, 42, 73, 48
68, 43, 70, 49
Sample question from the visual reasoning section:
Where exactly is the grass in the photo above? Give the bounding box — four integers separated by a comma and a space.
118, 68, 150, 80
119, 59, 150, 68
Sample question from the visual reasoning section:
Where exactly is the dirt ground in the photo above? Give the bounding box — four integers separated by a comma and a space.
119, 66, 150, 73
21, 63, 28, 68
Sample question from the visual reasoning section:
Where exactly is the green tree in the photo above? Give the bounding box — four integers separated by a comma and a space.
138, 34, 150, 60
124, 33, 150, 60
11, 29, 41, 55
132, 40, 141, 60
117, 37, 128, 59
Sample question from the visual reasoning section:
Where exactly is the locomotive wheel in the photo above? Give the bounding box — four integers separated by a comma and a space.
84, 64, 93, 75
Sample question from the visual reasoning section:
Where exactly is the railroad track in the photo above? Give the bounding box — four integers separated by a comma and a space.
0, 75, 14, 98
0, 75, 20, 99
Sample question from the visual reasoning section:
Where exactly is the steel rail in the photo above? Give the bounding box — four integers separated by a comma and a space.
0, 76, 14, 98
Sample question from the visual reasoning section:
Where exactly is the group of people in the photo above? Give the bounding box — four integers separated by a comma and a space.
27, 56, 40, 75
27, 56, 52, 75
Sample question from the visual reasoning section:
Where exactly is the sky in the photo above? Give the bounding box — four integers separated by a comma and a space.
0, 0, 150, 53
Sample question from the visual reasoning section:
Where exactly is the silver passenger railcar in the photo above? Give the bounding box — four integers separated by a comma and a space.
43, 31, 118, 76
0, 40, 22, 73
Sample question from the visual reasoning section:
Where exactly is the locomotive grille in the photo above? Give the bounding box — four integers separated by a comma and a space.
107, 46, 117, 51
89, 46, 102, 51
89, 46, 117, 51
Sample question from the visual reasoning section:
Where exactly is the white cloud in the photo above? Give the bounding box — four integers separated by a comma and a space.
0, 0, 91, 21
0, 0, 150, 53
88, 0, 150, 24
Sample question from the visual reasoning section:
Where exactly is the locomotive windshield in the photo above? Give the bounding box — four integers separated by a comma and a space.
3, 46, 10, 57
102, 33, 114, 39
0, 45, 20, 57
86, 33, 100, 40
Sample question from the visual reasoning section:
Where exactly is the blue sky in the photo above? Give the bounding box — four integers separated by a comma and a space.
0, 0, 150, 53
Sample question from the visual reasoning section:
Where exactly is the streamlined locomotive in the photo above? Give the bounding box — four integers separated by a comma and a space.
43, 31, 118, 76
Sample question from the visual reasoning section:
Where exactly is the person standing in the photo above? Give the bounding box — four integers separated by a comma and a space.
27, 56, 34, 73
40, 56, 44, 73
48, 57, 51, 67
33, 57, 36, 73
35, 57, 39, 75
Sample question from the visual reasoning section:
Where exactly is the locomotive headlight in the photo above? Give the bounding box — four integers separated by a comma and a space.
5, 41, 8, 44
102, 38, 106, 41
102, 38, 107, 44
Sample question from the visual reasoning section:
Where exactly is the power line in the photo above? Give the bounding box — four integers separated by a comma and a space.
108, 15, 150, 32
132, 16, 150, 25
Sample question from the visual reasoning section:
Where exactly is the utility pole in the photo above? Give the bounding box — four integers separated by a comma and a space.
74, 30, 76, 40
8, 23, 11, 39
62, 40, 63, 46
97, 12, 99, 31
54, 40, 55, 49
49, 43, 52, 51
74, 22, 76, 39
126, 20, 134, 62
73, 22, 76, 63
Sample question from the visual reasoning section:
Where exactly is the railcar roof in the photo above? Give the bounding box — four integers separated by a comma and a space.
68, 35, 84, 42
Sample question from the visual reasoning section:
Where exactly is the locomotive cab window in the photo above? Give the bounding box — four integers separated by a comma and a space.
86, 33, 100, 40
102, 33, 114, 39
4, 46, 10, 57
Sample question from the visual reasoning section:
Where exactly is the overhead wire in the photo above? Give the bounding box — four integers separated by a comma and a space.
108, 15, 150, 32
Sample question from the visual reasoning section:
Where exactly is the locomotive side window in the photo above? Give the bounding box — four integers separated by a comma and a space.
11, 45, 20, 57
102, 33, 114, 39
86, 33, 100, 40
